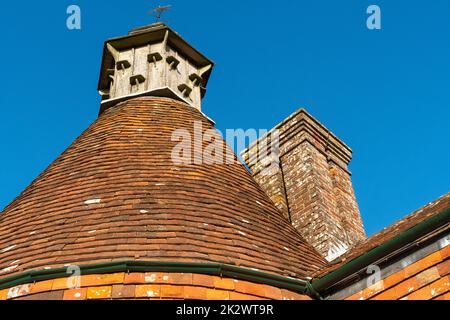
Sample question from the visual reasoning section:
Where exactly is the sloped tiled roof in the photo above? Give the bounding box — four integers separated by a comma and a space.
315, 192, 450, 277
0, 97, 326, 281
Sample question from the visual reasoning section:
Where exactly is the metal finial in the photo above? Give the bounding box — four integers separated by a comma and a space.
150, 5, 172, 23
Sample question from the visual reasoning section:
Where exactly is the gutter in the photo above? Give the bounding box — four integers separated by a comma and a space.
2, 211, 448, 299
310, 206, 450, 298
0, 260, 310, 295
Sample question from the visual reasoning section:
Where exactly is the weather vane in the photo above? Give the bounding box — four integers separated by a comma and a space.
150, 5, 172, 23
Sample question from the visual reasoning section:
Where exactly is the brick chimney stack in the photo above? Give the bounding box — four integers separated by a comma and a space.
241, 109, 366, 261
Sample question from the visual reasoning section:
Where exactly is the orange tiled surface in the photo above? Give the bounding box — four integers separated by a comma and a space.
0, 272, 311, 301
316, 193, 450, 277
0, 97, 326, 281
345, 245, 450, 300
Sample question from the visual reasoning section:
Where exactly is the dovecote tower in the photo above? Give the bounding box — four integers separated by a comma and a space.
97, 23, 214, 114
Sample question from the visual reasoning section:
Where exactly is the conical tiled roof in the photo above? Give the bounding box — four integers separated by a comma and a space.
0, 97, 326, 281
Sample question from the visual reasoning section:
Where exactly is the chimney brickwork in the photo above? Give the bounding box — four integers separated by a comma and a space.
242, 109, 366, 261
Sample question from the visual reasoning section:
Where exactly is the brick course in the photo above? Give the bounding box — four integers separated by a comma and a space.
346, 245, 450, 300
0, 272, 311, 301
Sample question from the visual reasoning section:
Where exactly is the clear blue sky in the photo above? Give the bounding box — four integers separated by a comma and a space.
1, 1, 449, 236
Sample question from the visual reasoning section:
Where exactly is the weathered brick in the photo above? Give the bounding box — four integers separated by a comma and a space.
416, 267, 441, 287
345, 291, 364, 301
86, 286, 112, 300
160, 285, 184, 298
363, 282, 385, 299
52, 277, 71, 290
82, 273, 124, 287
404, 251, 442, 278
230, 292, 263, 300
263, 285, 283, 300
371, 286, 397, 300
169, 273, 193, 285
63, 288, 87, 300
436, 259, 450, 277
124, 273, 145, 284
206, 289, 230, 300
440, 245, 450, 260
234, 280, 266, 297
192, 274, 214, 288
18, 290, 64, 300
393, 277, 419, 299
281, 289, 310, 300
368, 267, 449, 300
0, 289, 8, 300
143, 272, 164, 283
213, 277, 235, 290
147, 273, 193, 285
429, 276, 450, 298
7, 284, 31, 299
135, 285, 160, 298
184, 286, 208, 300
112, 284, 136, 299
383, 270, 405, 289
406, 286, 433, 300
30, 279, 54, 294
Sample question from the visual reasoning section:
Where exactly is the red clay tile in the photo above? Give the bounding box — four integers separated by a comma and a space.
0, 97, 325, 284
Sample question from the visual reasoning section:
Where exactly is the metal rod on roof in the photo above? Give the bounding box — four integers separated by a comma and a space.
149, 5, 172, 22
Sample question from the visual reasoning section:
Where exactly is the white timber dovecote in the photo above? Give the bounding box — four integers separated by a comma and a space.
98, 23, 214, 114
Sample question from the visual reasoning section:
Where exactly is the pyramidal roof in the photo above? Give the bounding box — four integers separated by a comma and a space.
0, 97, 326, 281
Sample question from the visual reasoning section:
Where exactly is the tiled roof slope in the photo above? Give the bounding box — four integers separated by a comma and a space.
0, 97, 326, 281
315, 192, 450, 277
